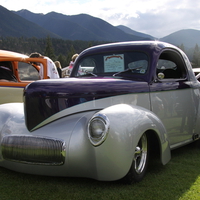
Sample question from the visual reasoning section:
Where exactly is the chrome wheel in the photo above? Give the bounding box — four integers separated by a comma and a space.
123, 132, 149, 184
134, 133, 148, 174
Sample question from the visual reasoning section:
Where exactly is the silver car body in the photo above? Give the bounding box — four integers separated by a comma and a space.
0, 41, 199, 182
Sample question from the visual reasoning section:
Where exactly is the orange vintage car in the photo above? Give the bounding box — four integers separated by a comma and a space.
0, 50, 49, 104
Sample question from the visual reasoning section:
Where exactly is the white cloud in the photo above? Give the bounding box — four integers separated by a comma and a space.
1, 0, 200, 38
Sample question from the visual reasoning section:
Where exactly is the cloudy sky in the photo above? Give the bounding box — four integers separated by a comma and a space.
1, 0, 200, 38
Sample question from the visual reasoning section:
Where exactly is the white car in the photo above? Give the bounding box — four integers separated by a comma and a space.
193, 67, 200, 81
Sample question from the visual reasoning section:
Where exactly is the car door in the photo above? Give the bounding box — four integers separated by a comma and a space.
149, 49, 200, 149
0, 61, 40, 104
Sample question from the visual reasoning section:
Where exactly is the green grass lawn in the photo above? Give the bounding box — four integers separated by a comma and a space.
0, 142, 200, 200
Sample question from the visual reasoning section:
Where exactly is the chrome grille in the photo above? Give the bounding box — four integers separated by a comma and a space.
1, 135, 65, 165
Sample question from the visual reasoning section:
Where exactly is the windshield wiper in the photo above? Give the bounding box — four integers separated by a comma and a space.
83, 70, 97, 77
113, 67, 143, 77
113, 68, 132, 77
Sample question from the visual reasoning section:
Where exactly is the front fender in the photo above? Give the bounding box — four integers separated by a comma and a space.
92, 104, 171, 181
0, 103, 24, 133
0, 103, 27, 160
0, 103, 171, 181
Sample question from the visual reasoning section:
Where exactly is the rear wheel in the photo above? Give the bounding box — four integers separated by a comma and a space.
123, 132, 149, 184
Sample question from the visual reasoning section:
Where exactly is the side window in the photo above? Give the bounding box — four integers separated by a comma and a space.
156, 51, 187, 79
18, 62, 39, 81
0, 61, 17, 82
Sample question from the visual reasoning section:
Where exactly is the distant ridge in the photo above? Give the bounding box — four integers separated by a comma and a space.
160, 29, 200, 48
14, 9, 148, 41
116, 25, 155, 40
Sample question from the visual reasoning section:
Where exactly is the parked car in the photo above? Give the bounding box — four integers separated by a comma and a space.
192, 67, 200, 81
0, 41, 200, 184
0, 50, 53, 104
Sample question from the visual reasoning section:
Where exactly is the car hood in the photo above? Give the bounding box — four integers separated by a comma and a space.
24, 77, 149, 131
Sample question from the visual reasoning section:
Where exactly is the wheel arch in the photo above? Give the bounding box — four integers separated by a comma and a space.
145, 129, 166, 164
142, 123, 171, 166
121, 128, 170, 184
96, 103, 171, 169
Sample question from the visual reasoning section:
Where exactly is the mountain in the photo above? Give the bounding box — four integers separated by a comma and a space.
0, 6, 60, 38
117, 25, 155, 40
160, 29, 200, 48
14, 9, 150, 42
1, 5, 200, 49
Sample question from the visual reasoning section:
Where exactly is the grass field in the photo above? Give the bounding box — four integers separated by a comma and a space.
0, 142, 200, 200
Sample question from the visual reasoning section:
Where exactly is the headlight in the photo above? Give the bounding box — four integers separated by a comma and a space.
88, 113, 110, 146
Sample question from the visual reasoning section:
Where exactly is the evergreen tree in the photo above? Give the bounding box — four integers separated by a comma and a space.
44, 36, 56, 61
180, 43, 185, 52
66, 45, 76, 65
88, 41, 93, 48
193, 44, 200, 67
57, 54, 67, 68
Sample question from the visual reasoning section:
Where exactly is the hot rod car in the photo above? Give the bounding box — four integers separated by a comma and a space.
0, 50, 55, 104
0, 41, 200, 183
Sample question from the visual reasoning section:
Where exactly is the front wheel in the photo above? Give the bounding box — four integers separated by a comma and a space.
123, 132, 149, 184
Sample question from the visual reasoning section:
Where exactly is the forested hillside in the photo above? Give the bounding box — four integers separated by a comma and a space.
1, 36, 200, 68
0, 37, 107, 67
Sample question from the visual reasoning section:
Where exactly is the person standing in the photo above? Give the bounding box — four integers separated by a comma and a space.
29, 52, 59, 79
68, 53, 79, 74
54, 61, 62, 78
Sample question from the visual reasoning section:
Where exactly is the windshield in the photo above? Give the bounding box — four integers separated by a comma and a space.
73, 51, 149, 77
